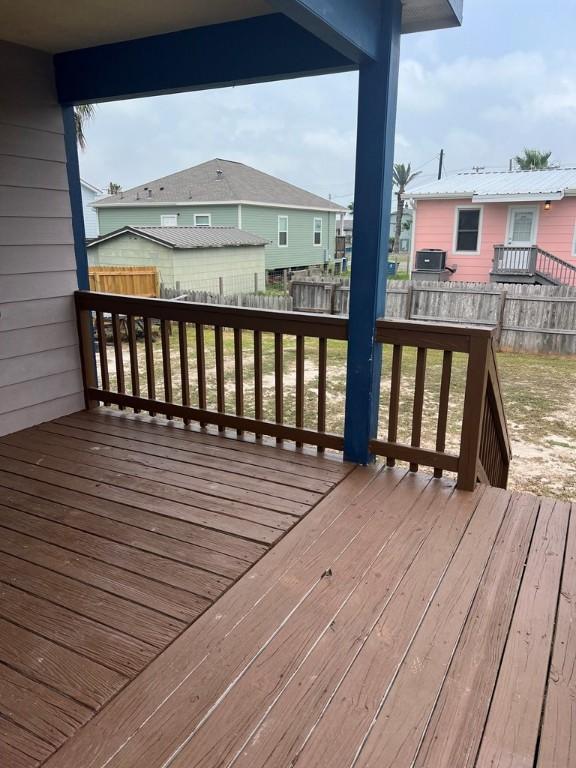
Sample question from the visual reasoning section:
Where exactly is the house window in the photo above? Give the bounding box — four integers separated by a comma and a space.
313, 217, 322, 246
455, 208, 481, 252
160, 215, 178, 226
194, 213, 211, 226
278, 216, 288, 247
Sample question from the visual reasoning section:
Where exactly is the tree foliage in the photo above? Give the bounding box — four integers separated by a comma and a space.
392, 163, 420, 256
74, 104, 95, 151
514, 148, 552, 170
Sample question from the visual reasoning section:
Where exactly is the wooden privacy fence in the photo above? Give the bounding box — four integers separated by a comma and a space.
89, 266, 160, 297
76, 291, 511, 490
291, 279, 576, 355
161, 289, 293, 311
371, 320, 511, 490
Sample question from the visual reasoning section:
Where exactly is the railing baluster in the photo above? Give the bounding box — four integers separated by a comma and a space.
317, 337, 327, 453
254, 330, 263, 439
215, 324, 225, 431
274, 332, 284, 442
434, 349, 452, 478
295, 335, 305, 448
111, 314, 125, 410
127, 315, 141, 413
387, 344, 403, 467
143, 317, 156, 416
410, 347, 427, 473
195, 323, 207, 428
77, 308, 99, 409
95, 311, 109, 391
95, 311, 110, 404
179, 321, 190, 425
234, 327, 244, 435
160, 319, 173, 419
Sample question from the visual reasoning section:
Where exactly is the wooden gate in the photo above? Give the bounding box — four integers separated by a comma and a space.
88, 266, 160, 297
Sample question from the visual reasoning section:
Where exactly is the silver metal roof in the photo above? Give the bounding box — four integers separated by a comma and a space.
88, 226, 269, 249
406, 168, 576, 203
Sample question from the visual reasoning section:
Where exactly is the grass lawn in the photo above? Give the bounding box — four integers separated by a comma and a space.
104, 327, 576, 501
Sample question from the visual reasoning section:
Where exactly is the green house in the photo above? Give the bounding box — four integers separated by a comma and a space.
94, 158, 346, 273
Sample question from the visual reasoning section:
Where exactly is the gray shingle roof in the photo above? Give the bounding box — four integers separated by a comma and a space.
407, 168, 576, 201
88, 226, 269, 249
94, 158, 346, 211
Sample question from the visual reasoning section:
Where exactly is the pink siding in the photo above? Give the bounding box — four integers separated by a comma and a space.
413, 197, 576, 282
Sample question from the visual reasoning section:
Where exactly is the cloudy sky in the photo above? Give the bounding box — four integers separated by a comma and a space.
79, 0, 576, 204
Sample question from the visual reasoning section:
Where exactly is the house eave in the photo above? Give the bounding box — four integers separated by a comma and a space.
92, 199, 346, 213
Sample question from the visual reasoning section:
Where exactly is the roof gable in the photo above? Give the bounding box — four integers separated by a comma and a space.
95, 158, 346, 211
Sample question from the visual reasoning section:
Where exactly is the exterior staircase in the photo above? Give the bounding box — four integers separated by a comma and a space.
491, 245, 576, 286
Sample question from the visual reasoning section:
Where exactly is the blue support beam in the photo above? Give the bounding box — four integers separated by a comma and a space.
343, 0, 402, 464
267, 0, 382, 62
62, 106, 89, 290
54, 14, 355, 106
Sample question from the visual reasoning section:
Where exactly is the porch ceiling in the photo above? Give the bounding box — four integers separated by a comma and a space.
0, 0, 462, 54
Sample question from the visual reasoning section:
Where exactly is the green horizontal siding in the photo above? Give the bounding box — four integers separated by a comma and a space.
97, 205, 238, 234
97, 204, 340, 271
241, 206, 338, 270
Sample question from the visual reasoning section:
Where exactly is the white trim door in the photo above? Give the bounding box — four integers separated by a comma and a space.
507, 206, 538, 247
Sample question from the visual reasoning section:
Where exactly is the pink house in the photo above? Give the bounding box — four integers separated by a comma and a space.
406, 168, 576, 285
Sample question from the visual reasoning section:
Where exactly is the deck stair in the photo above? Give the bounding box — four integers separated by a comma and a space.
491, 245, 576, 286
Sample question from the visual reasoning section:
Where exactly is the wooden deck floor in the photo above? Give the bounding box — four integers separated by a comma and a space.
0, 408, 352, 768
0, 414, 574, 768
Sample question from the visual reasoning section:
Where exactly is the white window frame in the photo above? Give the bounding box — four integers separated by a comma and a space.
194, 213, 211, 227
160, 214, 178, 227
313, 217, 323, 246
278, 215, 289, 247
453, 205, 483, 254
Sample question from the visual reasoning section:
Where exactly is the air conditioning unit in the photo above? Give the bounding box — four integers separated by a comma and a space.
415, 249, 446, 271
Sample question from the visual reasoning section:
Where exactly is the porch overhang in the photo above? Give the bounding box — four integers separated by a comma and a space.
472, 192, 565, 203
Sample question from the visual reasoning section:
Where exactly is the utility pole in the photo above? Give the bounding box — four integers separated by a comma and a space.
437, 148, 444, 180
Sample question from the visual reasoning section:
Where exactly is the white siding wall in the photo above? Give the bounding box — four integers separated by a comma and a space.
0, 40, 84, 436
81, 183, 100, 239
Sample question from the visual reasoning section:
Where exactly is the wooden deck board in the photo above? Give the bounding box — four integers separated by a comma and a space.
0, 408, 573, 768
0, 408, 350, 767
537, 502, 576, 768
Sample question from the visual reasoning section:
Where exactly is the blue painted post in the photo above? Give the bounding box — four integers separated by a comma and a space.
343, 0, 402, 463
62, 106, 89, 290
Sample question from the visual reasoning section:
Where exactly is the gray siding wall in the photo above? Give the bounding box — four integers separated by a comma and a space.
0, 40, 84, 436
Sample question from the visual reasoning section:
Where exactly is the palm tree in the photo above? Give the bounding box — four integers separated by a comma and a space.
392, 163, 420, 260
74, 104, 95, 151
514, 149, 552, 170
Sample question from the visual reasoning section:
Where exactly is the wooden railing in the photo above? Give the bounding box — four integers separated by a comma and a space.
75, 291, 347, 451
370, 320, 511, 491
76, 292, 511, 490
493, 245, 576, 286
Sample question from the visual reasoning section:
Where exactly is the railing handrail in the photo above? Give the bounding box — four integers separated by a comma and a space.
372, 319, 509, 491
75, 290, 348, 340
76, 290, 511, 489
493, 244, 576, 285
